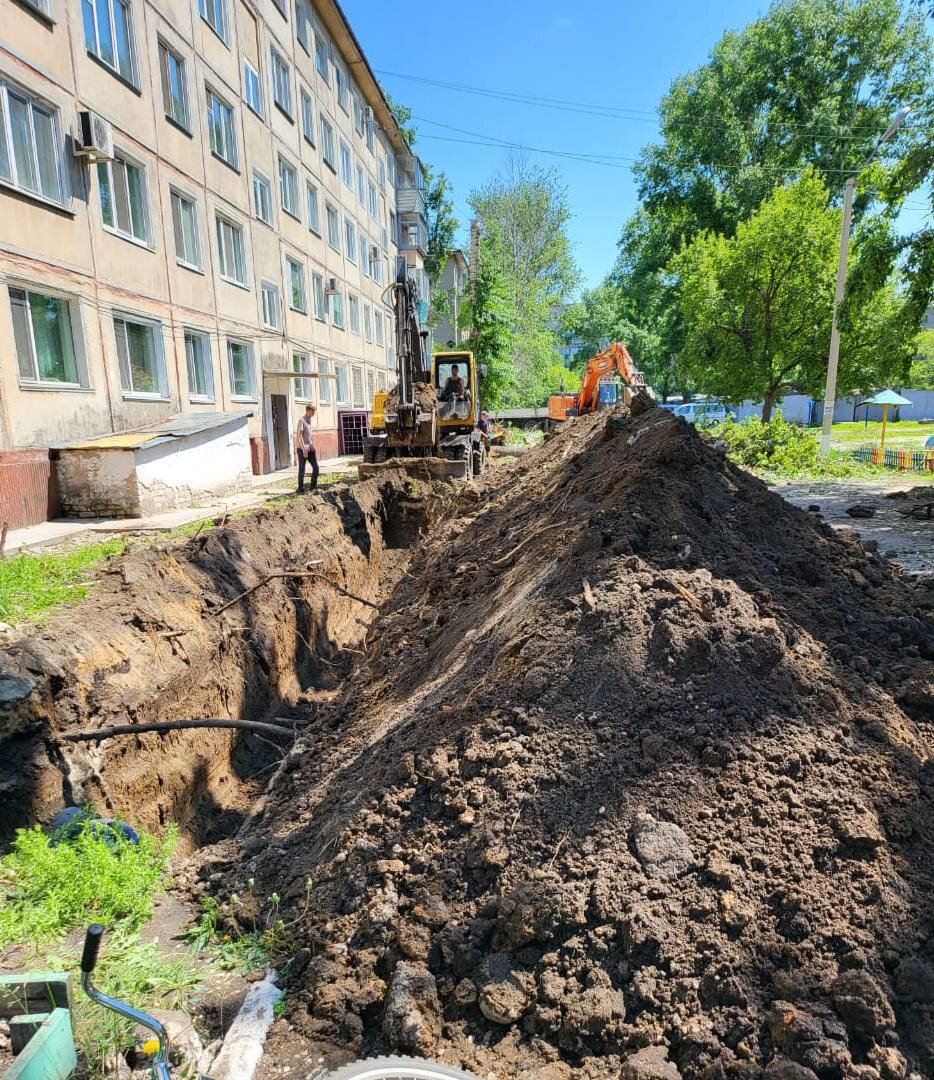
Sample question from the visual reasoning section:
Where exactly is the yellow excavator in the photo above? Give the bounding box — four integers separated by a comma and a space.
362, 264, 487, 480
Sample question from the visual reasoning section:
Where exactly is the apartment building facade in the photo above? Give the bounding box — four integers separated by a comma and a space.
0, 0, 422, 497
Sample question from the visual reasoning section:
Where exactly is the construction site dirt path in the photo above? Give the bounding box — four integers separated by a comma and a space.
202, 407, 934, 1080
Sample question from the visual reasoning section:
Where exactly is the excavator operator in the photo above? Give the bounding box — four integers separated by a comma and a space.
440, 364, 466, 401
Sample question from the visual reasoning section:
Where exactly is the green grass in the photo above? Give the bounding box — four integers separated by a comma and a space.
0, 821, 209, 1076
0, 822, 177, 948
0, 539, 126, 625
816, 420, 933, 449
502, 424, 545, 447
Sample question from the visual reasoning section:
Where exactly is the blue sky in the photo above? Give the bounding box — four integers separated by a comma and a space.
343, 0, 932, 295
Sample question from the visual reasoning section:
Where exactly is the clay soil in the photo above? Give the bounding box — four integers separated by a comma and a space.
202, 406, 934, 1080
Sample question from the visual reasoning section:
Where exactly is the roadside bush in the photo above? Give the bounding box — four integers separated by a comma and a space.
712, 414, 878, 480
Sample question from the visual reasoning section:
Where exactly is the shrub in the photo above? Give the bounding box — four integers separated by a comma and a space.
712, 414, 878, 480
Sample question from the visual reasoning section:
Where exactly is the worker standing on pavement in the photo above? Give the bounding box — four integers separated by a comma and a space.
295, 403, 319, 493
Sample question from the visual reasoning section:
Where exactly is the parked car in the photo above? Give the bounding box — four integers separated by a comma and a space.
659, 401, 730, 426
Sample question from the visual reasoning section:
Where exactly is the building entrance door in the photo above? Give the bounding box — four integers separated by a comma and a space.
270, 393, 290, 471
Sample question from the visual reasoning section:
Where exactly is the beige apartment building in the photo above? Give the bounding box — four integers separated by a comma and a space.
0, 0, 429, 521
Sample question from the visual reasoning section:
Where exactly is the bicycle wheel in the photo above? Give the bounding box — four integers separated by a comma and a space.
326, 1056, 480, 1079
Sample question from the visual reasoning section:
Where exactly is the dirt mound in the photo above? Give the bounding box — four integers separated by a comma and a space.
385, 381, 438, 414
213, 409, 933, 1079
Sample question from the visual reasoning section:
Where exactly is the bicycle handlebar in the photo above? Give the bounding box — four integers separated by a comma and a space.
81, 924, 104, 974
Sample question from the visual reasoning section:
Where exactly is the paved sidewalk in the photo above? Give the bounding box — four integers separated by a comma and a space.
4, 454, 360, 556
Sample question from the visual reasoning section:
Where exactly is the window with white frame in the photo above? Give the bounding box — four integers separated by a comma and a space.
252, 169, 272, 224
378, 157, 385, 188
387, 342, 394, 370
319, 116, 335, 169
335, 64, 349, 112
367, 180, 378, 219
306, 181, 320, 234
314, 30, 329, 83
82, 0, 136, 83
372, 248, 383, 285
243, 60, 262, 116
344, 217, 356, 263
216, 214, 247, 285
21, 0, 52, 15
366, 367, 375, 405
318, 356, 331, 403
325, 202, 340, 251
269, 0, 286, 20
10, 286, 87, 387
312, 272, 326, 321
363, 302, 372, 342
287, 256, 306, 312
184, 329, 214, 401
356, 163, 365, 206
0, 80, 65, 206
170, 189, 201, 269
159, 42, 189, 129
114, 312, 166, 397
330, 288, 344, 329
197, 0, 227, 40
226, 339, 255, 399
348, 292, 360, 334
334, 362, 349, 404
387, 154, 396, 187
377, 370, 387, 391
365, 110, 374, 152
260, 281, 280, 328
279, 156, 299, 219
339, 140, 352, 188
293, 351, 313, 401
98, 153, 149, 244
351, 365, 363, 407
360, 237, 369, 278
352, 91, 363, 135
374, 309, 384, 345
270, 48, 292, 117
300, 89, 315, 144
295, 0, 311, 50
206, 88, 237, 167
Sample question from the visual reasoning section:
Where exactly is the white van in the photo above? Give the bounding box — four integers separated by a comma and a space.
670, 401, 729, 427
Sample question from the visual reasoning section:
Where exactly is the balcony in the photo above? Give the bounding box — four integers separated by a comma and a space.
398, 215, 428, 256
396, 183, 427, 219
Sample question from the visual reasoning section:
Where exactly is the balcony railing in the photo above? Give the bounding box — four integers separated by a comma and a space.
399, 220, 428, 255
396, 184, 427, 218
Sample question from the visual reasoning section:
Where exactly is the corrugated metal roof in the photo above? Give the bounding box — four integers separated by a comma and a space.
61, 410, 254, 452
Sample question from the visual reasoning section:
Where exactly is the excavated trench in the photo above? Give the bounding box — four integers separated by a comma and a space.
0, 472, 447, 852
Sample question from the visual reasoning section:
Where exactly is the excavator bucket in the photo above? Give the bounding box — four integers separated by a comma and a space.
357, 456, 469, 482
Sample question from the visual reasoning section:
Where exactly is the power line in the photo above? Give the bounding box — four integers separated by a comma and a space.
412, 114, 907, 177
378, 68, 893, 139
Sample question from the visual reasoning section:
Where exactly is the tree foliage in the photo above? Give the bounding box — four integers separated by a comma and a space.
602, 0, 931, 405
675, 172, 912, 418
469, 158, 579, 405
460, 230, 515, 407
911, 329, 934, 389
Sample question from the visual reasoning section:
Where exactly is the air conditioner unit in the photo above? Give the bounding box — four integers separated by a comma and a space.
370, 244, 379, 262
325, 277, 338, 294
74, 110, 114, 162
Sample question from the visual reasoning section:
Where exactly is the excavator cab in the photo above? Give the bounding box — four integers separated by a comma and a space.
433, 352, 477, 426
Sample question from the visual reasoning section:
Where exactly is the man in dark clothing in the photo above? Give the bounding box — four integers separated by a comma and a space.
441, 364, 466, 401
295, 403, 320, 493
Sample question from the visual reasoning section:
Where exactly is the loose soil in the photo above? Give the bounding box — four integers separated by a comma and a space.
201, 407, 934, 1079
0, 475, 438, 850
3, 407, 934, 1080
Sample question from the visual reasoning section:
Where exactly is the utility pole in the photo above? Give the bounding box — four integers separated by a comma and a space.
819, 174, 855, 456
819, 106, 910, 456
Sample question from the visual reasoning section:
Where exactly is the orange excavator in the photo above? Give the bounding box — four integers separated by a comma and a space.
547, 341, 647, 423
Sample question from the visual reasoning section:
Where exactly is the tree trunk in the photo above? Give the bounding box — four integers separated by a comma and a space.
761, 392, 776, 422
